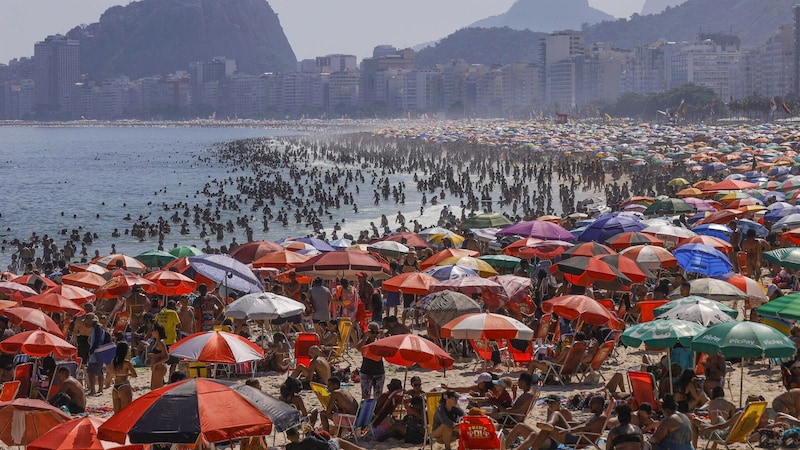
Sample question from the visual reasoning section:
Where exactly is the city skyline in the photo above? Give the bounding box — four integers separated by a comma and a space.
1, 0, 645, 65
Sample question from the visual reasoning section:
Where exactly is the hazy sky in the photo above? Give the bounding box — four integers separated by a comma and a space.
1, 0, 646, 64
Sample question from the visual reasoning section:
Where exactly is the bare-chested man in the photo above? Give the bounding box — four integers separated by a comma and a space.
741, 229, 761, 278
177, 296, 196, 338
773, 389, 800, 419
49, 366, 86, 414
320, 376, 359, 433
289, 346, 331, 385
74, 304, 95, 371
702, 353, 726, 397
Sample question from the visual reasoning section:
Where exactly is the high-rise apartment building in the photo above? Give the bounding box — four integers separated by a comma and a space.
33, 35, 80, 113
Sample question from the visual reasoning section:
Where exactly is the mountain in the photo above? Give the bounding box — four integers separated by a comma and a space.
414, 27, 546, 69
65, 0, 297, 80
585, 0, 799, 49
641, 0, 688, 15
470, 0, 614, 32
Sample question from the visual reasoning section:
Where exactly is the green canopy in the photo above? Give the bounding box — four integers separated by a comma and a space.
478, 254, 520, 269
135, 250, 177, 268
763, 248, 800, 270
642, 198, 696, 216
755, 292, 800, 321
653, 296, 739, 319
169, 245, 204, 258
621, 319, 706, 349
690, 321, 795, 359
460, 213, 513, 230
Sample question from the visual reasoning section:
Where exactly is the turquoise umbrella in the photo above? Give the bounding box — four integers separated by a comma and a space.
763, 248, 800, 270
135, 250, 177, 268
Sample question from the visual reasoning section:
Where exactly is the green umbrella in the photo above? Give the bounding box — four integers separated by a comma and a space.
169, 245, 204, 258
478, 254, 521, 269
653, 296, 739, 319
756, 292, 800, 321
642, 198, 696, 216
135, 250, 177, 268
460, 213, 513, 230
763, 248, 800, 270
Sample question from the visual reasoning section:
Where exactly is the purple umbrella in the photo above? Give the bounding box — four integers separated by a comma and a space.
577, 213, 646, 243
497, 220, 574, 241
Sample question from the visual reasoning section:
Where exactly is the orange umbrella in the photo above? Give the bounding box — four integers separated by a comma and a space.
382, 272, 438, 295
677, 187, 703, 198
12, 274, 58, 292
61, 272, 107, 290
542, 295, 621, 328
273, 269, 312, 284
228, 241, 284, 264
379, 232, 432, 249
28, 416, 144, 450
21, 292, 85, 316
782, 227, 800, 245
362, 333, 454, 371
0, 281, 37, 300
92, 254, 146, 274
252, 250, 311, 269
562, 242, 616, 258
677, 235, 733, 253
697, 209, 745, 225
96, 276, 156, 299
0, 330, 77, 358
44, 285, 95, 305
0, 398, 70, 446
503, 237, 543, 257
144, 270, 197, 296
419, 248, 480, 270
2, 307, 64, 337
161, 258, 215, 289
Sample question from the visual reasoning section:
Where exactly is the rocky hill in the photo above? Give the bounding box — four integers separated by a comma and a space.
641, 0, 688, 15
65, 0, 297, 80
415, 27, 545, 68
470, 0, 613, 32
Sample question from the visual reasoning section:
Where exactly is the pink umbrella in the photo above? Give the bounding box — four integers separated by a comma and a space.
431, 277, 503, 295
497, 220, 574, 241
295, 250, 390, 279
682, 197, 720, 213
488, 275, 533, 303
0, 282, 37, 300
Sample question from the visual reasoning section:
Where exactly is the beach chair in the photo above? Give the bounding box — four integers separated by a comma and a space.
13, 362, 33, 399
329, 319, 353, 364
0, 381, 20, 402
562, 396, 615, 450
333, 397, 377, 442
294, 332, 319, 369
424, 391, 443, 450
457, 415, 503, 450
578, 340, 615, 383
46, 361, 78, 399
497, 385, 540, 430
541, 341, 587, 386
469, 339, 511, 372
628, 370, 660, 412
310, 381, 330, 409
705, 401, 767, 450
536, 313, 552, 344
596, 299, 615, 311
506, 339, 534, 368
188, 362, 209, 378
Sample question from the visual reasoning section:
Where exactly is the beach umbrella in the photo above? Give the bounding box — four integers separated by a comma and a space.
419, 248, 480, 270
436, 256, 498, 277
143, 270, 197, 296
605, 231, 664, 250
12, 274, 58, 292
379, 232, 432, 249
251, 250, 311, 269
681, 197, 720, 212
595, 254, 655, 283
0, 399, 70, 446
362, 334, 454, 372
418, 290, 482, 326
562, 241, 616, 258
756, 292, 800, 321
642, 224, 697, 243
61, 272, 107, 290
697, 209, 744, 225
622, 319, 706, 349
96, 276, 157, 299
294, 250, 390, 280
503, 237, 543, 257
21, 292, 85, 316
93, 254, 146, 274
763, 248, 800, 270
735, 219, 768, 237
329, 238, 353, 249
716, 273, 768, 306
701, 179, 759, 192
168, 245, 204, 258
367, 241, 410, 258
772, 214, 800, 232
441, 313, 534, 340
654, 296, 739, 319
0, 281, 38, 299
677, 187, 703, 198
515, 240, 573, 259
668, 278, 748, 302
668, 178, 690, 187
169, 330, 264, 364
431, 277, 504, 295
497, 220, 574, 241
555, 256, 632, 287
134, 250, 176, 268
428, 231, 465, 246
188, 254, 264, 293
672, 243, 733, 276
677, 235, 732, 253
101, 268, 137, 281
0, 300, 18, 310
224, 292, 305, 321
0, 330, 77, 358
43, 285, 95, 305
656, 302, 735, 326
28, 416, 144, 450
67, 263, 108, 275
161, 258, 215, 289
577, 213, 646, 243
285, 237, 335, 253
488, 275, 533, 303
478, 254, 521, 269
460, 213, 513, 230
382, 272, 439, 295
2, 307, 65, 337
542, 295, 621, 328
97, 378, 273, 444
228, 241, 283, 264
423, 265, 479, 281
781, 228, 800, 245
226, 385, 301, 433
643, 198, 695, 215
691, 224, 732, 241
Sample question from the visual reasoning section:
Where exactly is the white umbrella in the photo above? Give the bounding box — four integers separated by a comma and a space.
226, 292, 305, 320
656, 303, 735, 326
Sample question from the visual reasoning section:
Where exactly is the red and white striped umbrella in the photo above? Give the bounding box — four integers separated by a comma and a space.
169, 331, 265, 364
441, 313, 533, 340
92, 254, 146, 274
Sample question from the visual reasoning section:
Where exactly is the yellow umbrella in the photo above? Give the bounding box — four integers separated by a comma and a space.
436, 256, 498, 277
668, 177, 690, 187
428, 231, 465, 245
677, 187, 703, 198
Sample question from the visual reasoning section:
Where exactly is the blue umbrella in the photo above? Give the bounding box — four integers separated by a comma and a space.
423, 265, 479, 281
188, 254, 264, 294
691, 224, 731, 241
772, 214, 800, 232
329, 238, 353, 249
290, 237, 335, 253
735, 219, 768, 237
765, 206, 800, 223
577, 212, 646, 243
702, 162, 727, 175
762, 192, 787, 203
672, 243, 733, 276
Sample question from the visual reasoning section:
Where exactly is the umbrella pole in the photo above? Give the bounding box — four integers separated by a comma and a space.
740, 359, 744, 407
667, 350, 674, 395
404, 365, 409, 389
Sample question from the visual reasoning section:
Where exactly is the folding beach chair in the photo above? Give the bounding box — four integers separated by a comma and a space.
705, 401, 767, 450
294, 332, 320, 369
13, 362, 33, 399
46, 361, 79, 399
496, 385, 540, 430
310, 381, 330, 409
457, 415, 503, 450
424, 391, 443, 450
578, 340, 615, 383
536, 313, 552, 344
334, 397, 377, 442
506, 339, 534, 368
0, 381, 20, 402
329, 319, 353, 365
469, 339, 511, 372
628, 370, 660, 412
541, 341, 587, 386
562, 396, 615, 450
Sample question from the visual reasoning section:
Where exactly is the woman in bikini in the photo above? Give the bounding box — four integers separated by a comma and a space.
266, 332, 292, 372
147, 324, 169, 390
108, 341, 137, 413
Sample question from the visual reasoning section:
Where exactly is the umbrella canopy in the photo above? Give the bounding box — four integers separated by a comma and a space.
654, 296, 739, 319
226, 385, 300, 433
542, 295, 621, 328
169, 331, 264, 364
427, 231, 465, 246
0, 330, 77, 358
690, 321, 796, 359
252, 250, 311, 269
496, 220, 574, 241
672, 243, 733, 276
97, 378, 273, 444
621, 319, 707, 349
43, 285, 95, 305
669, 278, 748, 302
161, 258, 215, 290
12, 274, 58, 292
562, 242, 616, 258
503, 238, 543, 257
2, 307, 65, 337
773, 214, 800, 232
605, 231, 664, 250
488, 275, 533, 303
134, 250, 177, 268
418, 291, 482, 326
0, 281, 38, 299
294, 250, 390, 280
643, 198, 696, 215
381, 272, 438, 295
642, 224, 697, 243
716, 273, 768, 306
441, 313, 533, 340
577, 213, 645, 243
367, 241, 410, 258
701, 179, 759, 192
28, 416, 143, 450
61, 272, 107, 290
423, 265, 479, 281
228, 241, 283, 264
595, 254, 655, 283
286, 237, 335, 253
225, 292, 305, 321
96, 276, 157, 300
0, 398, 71, 446
143, 271, 197, 296
656, 302, 735, 326
92, 254, 146, 274
431, 277, 504, 295
516, 240, 574, 259
756, 292, 800, 320
460, 213, 513, 230
379, 232, 432, 249
188, 254, 264, 294
697, 209, 745, 225
21, 292, 85, 316
619, 245, 678, 270
764, 248, 800, 270
362, 334, 454, 371
678, 235, 732, 253
168, 246, 204, 258
554, 256, 632, 287
436, 256, 498, 277
419, 249, 479, 270
478, 254, 521, 269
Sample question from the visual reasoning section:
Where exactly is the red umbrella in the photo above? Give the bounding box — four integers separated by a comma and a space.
61, 272, 107, 290
379, 232, 432, 249
701, 179, 758, 192
294, 250, 390, 279
0, 398, 70, 446
782, 228, 800, 245
677, 235, 733, 253
502, 237, 543, 257
0, 281, 38, 299
619, 245, 678, 270
488, 275, 533, 303
252, 250, 311, 269
101, 268, 137, 281
542, 295, 621, 328
96, 276, 156, 299
0, 330, 77, 358
161, 257, 215, 289
12, 274, 58, 292
143, 270, 197, 296
28, 416, 144, 450
431, 277, 504, 295
3, 307, 64, 337
228, 241, 283, 264
168, 331, 265, 364
92, 254, 146, 274
44, 285, 96, 305
516, 240, 573, 260
381, 272, 438, 295
595, 254, 654, 284
605, 231, 664, 250
697, 209, 745, 225
362, 333, 454, 371
561, 242, 616, 258
419, 248, 480, 270
441, 313, 534, 340
554, 256, 631, 287
97, 378, 273, 445
21, 292, 85, 316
